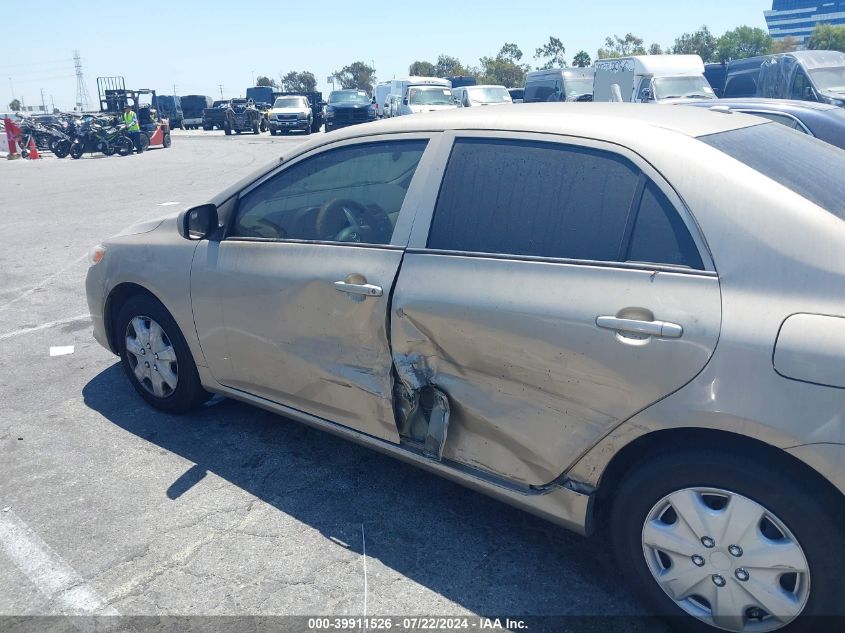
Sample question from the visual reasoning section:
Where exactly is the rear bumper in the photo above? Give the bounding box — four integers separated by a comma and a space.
183, 117, 203, 126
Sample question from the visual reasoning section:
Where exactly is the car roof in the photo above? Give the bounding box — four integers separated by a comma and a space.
324, 103, 766, 141
685, 98, 839, 113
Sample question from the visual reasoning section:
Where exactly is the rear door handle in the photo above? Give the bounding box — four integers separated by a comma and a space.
596, 316, 683, 339
334, 281, 383, 297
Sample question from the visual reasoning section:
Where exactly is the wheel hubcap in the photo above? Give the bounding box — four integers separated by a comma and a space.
641, 487, 810, 632
125, 316, 178, 398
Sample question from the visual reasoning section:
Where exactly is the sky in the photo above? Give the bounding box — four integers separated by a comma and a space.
2, 0, 770, 112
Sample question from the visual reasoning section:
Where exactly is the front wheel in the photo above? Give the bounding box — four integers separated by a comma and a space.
611, 450, 845, 633
163, 133, 172, 148
116, 294, 211, 413
69, 141, 84, 159
138, 133, 150, 153
115, 136, 133, 156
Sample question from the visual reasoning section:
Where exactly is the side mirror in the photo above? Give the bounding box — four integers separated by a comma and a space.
804, 86, 816, 101
403, 97, 409, 105
179, 204, 219, 240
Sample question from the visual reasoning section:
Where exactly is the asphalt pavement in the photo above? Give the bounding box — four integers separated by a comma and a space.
0, 129, 664, 633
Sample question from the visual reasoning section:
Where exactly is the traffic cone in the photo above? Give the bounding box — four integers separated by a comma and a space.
27, 138, 40, 160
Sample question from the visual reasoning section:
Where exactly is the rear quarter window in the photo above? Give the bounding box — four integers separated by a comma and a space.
700, 122, 845, 219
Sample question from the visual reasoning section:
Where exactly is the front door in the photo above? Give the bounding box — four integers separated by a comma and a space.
191, 136, 433, 442
392, 134, 722, 485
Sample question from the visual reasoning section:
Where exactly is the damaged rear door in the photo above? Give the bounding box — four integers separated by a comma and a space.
191, 134, 441, 443
390, 133, 721, 485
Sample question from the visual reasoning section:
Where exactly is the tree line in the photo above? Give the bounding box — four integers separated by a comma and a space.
247, 23, 845, 95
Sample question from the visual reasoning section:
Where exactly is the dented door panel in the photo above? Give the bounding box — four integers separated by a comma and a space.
203, 240, 403, 443
391, 253, 721, 485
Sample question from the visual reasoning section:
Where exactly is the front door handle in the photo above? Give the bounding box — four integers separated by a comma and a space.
334, 281, 383, 297
596, 316, 683, 339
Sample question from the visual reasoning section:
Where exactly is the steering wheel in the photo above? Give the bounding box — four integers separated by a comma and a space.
315, 198, 391, 243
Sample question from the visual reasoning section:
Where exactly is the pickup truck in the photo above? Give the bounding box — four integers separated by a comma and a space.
274, 91, 325, 132
202, 100, 229, 130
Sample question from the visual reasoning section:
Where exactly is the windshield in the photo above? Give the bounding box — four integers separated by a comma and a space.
329, 91, 370, 105
565, 78, 594, 98
653, 76, 716, 100
809, 67, 845, 93
700, 123, 845, 219
409, 87, 453, 106
274, 97, 307, 109
466, 86, 511, 104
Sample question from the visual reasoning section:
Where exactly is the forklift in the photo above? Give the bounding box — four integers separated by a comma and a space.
96, 77, 171, 150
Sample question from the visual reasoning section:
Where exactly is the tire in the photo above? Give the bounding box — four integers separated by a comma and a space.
610, 449, 845, 633
102, 143, 115, 157
163, 133, 172, 148
115, 294, 211, 414
115, 137, 133, 157
202, 124, 212, 131
69, 141, 84, 159
253, 121, 260, 134
138, 133, 150, 153
53, 139, 71, 158
224, 122, 232, 136
269, 129, 277, 136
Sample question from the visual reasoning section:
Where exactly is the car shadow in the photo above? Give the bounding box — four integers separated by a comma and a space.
83, 363, 661, 631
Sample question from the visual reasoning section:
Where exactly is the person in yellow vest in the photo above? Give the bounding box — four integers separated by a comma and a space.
123, 104, 144, 154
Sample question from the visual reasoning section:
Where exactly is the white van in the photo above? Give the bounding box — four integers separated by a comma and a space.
390, 76, 455, 117
373, 81, 392, 118
593, 55, 717, 103
453, 85, 513, 107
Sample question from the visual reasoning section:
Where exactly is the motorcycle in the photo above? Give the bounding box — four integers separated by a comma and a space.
69, 118, 134, 159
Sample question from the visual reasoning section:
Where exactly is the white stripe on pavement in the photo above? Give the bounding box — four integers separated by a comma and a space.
0, 315, 90, 341
0, 507, 119, 617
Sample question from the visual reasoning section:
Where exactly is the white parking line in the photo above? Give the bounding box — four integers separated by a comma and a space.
157, 202, 180, 206
0, 314, 90, 342
0, 507, 120, 618
0, 254, 88, 313
49, 346, 75, 357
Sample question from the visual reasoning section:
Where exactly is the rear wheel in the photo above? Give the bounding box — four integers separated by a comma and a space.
115, 294, 211, 414
611, 450, 845, 632
53, 139, 71, 158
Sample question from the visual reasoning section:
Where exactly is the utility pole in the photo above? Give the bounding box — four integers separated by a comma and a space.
50, 94, 56, 112
173, 84, 177, 96
218, 84, 224, 98
40, 88, 46, 113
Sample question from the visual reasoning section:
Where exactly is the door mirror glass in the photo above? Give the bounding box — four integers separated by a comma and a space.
181, 204, 218, 240
804, 85, 816, 101
403, 97, 409, 105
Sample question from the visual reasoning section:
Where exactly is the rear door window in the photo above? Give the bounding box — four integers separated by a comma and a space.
627, 182, 704, 269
